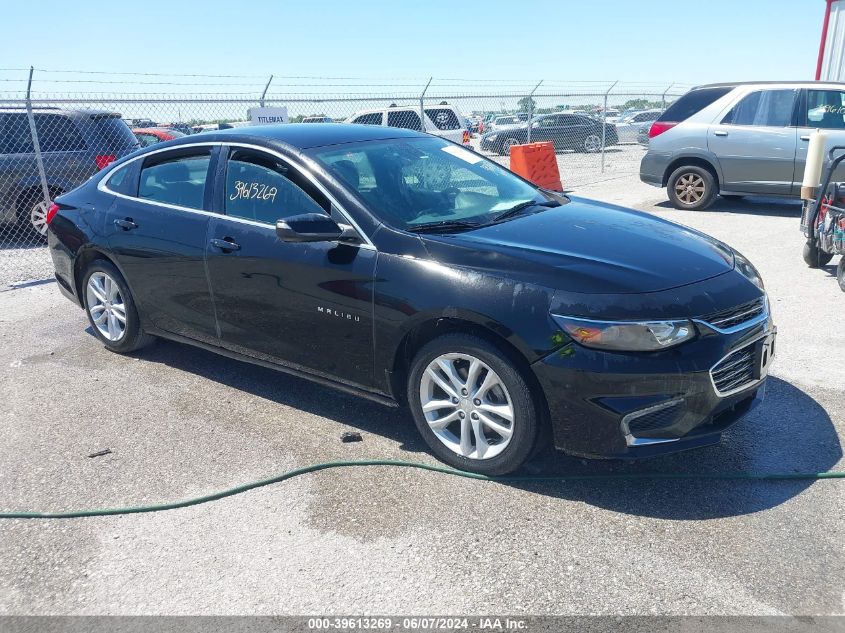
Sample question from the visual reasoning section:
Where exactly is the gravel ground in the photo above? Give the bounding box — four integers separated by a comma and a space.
0, 172, 843, 617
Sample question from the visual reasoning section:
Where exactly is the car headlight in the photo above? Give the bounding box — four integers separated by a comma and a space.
733, 251, 765, 290
551, 315, 696, 352
487, 134, 498, 142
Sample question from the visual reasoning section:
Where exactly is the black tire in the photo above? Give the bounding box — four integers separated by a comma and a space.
406, 333, 541, 475
16, 187, 60, 241
837, 258, 845, 293
666, 165, 717, 210
82, 259, 155, 354
498, 137, 518, 156
802, 241, 834, 268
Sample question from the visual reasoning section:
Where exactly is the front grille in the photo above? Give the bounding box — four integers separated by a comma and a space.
710, 346, 756, 395
627, 401, 683, 435
702, 297, 765, 331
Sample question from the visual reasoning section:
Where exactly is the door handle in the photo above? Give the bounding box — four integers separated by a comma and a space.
713, 130, 728, 137
113, 218, 138, 230
800, 135, 811, 141
209, 237, 241, 252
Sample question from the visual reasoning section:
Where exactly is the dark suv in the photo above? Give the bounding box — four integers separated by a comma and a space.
0, 108, 139, 237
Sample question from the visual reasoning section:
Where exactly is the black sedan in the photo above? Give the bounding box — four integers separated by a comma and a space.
480, 113, 619, 155
46, 124, 774, 475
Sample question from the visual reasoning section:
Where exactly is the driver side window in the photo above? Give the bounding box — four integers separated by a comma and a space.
225, 149, 327, 224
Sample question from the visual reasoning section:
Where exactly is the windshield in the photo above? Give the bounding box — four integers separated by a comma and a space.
311, 136, 560, 230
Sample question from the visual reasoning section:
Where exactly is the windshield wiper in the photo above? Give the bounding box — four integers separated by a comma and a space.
490, 199, 561, 224
406, 219, 481, 234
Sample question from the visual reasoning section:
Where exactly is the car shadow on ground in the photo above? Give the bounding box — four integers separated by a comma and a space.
655, 195, 803, 217
129, 338, 841, 521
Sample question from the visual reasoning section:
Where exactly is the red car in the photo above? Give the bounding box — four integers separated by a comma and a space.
132, 127, 185, 147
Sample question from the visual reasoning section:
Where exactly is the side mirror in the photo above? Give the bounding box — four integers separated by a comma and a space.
275, 212, 358, 243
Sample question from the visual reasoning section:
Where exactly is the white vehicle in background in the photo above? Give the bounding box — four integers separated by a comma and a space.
602, 109, 622, 123
489, 114, 529, 132
615, 109, 663, 143
347, 103, 470, 145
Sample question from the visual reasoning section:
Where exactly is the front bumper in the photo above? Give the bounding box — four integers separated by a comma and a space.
532, 318, 775, 459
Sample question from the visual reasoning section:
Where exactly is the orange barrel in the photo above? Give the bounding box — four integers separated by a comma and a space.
509, 141, 563, 191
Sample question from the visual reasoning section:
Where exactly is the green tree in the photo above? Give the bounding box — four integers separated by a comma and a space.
620, 98, 664, 111
517, 96, 536, 113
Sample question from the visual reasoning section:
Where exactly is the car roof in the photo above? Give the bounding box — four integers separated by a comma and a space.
693, 80, 845, 90
188, 122, 427, 149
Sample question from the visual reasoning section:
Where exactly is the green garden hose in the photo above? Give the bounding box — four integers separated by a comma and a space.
1, 459, 843, 520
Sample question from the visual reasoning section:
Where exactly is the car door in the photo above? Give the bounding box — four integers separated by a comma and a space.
707, 88, 798, 195
104, 145, 219, 344
795, 87, 845, 192
205, 145, 376, 387
530, 115, 562, 147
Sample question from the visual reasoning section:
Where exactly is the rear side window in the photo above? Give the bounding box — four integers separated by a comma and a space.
721, 89, 796, 127
658, 86, 733, 123
139, 151, 211, 210
87, 115, 141, 151
351, 112, 383, 125
225, 149, 328, 224
33, 114, 87, 152
425, 108, 461, 130
0, 113, 34, 154
106, 163, 135, 195
805, 89, 845, 129
387, 110, 422, 130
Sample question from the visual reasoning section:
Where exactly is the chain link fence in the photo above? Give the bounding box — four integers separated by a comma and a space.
0, 68, 689, 286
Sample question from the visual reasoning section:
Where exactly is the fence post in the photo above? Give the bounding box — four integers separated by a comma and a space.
601, 80, 618, 174
419, 77, 433, 133
25, 66, 51, 212
259, 74, 274, 107
526, 79, 543, 144
661, 82, 674, 109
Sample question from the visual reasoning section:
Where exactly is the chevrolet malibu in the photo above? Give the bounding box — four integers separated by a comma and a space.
46, 124, 775, 475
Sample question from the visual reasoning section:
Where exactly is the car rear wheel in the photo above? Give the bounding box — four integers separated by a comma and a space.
838, 258, 845, 292
407, 333, 541, 475
16, 188, 61, 240
83, 260, 154, 354
582, 134, 603, 153
499, 137, 518, 156
667, 165, 717, 210
803, 241, 834, 268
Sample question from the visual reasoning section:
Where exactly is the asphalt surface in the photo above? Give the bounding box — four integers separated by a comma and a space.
0, 175, 843, 616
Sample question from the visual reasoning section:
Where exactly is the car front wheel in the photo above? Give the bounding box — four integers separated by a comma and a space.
82, 259, 155, 354
407, 333, 541, 475
667, 165, 717, 210
499, 137, 519, 155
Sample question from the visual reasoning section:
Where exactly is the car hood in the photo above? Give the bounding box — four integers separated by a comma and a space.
419, 196, 735, 294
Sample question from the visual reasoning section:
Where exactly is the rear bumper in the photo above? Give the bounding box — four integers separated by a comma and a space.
639, 150, 671, 187
532, 321, 775, 459
47, 229, 82, 307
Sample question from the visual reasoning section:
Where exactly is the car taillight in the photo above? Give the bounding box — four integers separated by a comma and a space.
462, 130, 470, 144
95, 154, 116, 170
648, 121, 677, 138
45, 203, 59, 226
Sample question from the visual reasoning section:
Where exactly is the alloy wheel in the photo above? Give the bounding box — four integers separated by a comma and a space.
418, 353, 515, 460
86, 272, 127, 342
502, 138, 517, 153
30, 200, 50, 236
674, 172, 706, 205
584, 134, 602, 152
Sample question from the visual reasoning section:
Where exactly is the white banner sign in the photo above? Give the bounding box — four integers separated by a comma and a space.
248, 106, 289, 125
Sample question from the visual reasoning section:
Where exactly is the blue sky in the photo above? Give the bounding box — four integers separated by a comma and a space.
2, 0, 824, 85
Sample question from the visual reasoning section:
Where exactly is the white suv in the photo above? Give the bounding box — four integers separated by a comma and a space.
347, 103, 470, 145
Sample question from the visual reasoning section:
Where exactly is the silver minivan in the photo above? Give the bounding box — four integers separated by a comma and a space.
640, 81, 845, 210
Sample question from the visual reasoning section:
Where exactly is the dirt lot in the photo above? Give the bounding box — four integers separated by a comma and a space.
0, 172, 843, 616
